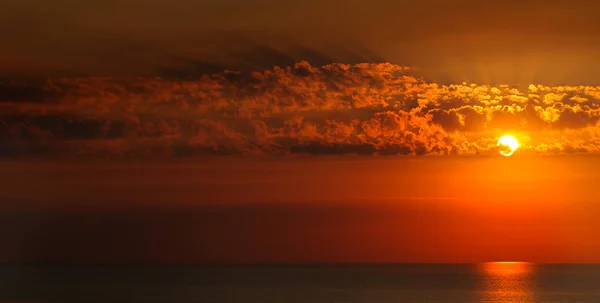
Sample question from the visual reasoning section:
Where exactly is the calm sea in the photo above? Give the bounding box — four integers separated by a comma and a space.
1, 263, 599, 303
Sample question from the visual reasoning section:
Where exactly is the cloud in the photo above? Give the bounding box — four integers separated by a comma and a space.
2, 61, 600, 157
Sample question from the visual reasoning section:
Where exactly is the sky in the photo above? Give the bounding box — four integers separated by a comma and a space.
2, 0, 600, 263
3, 0, 600, 84
2, 156, 600, 263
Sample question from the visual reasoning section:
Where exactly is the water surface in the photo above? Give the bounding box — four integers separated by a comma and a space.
1, 263, 599, 302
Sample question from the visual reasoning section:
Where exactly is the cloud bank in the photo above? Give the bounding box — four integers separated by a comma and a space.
2, 61, 600, 157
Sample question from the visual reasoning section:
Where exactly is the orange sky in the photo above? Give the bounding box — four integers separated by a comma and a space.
2, 63, 600, 263
3, 0, 600, 264
1, 155, 599, 263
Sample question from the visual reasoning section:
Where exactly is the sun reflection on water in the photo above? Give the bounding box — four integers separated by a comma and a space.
478, 262, 534, 303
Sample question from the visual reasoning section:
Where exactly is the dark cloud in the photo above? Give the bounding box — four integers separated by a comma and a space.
2, 62, 600, 157
0, 80, 60, 102
153, 33, 354, 80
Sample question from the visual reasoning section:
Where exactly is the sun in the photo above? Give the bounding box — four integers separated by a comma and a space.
497, 135, 519, 156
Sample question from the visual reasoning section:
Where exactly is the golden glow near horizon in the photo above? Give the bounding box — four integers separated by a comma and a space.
497, 135, 520, 157
481, 261, 533, 276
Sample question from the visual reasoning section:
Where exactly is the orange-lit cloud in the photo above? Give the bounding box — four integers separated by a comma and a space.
2, 62, 600, 157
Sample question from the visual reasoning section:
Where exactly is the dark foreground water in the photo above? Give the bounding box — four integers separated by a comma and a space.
1, 263, 600, 303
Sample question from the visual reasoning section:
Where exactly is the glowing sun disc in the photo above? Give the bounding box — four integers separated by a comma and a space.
497, 135, 519, 156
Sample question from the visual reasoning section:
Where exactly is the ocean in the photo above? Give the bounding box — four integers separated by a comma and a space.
1, 263, 599, 303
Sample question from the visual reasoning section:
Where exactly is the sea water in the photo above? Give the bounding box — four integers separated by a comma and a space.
1, 263, 599, 303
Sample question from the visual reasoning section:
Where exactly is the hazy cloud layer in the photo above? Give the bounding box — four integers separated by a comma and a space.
2, 61, 600, 157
